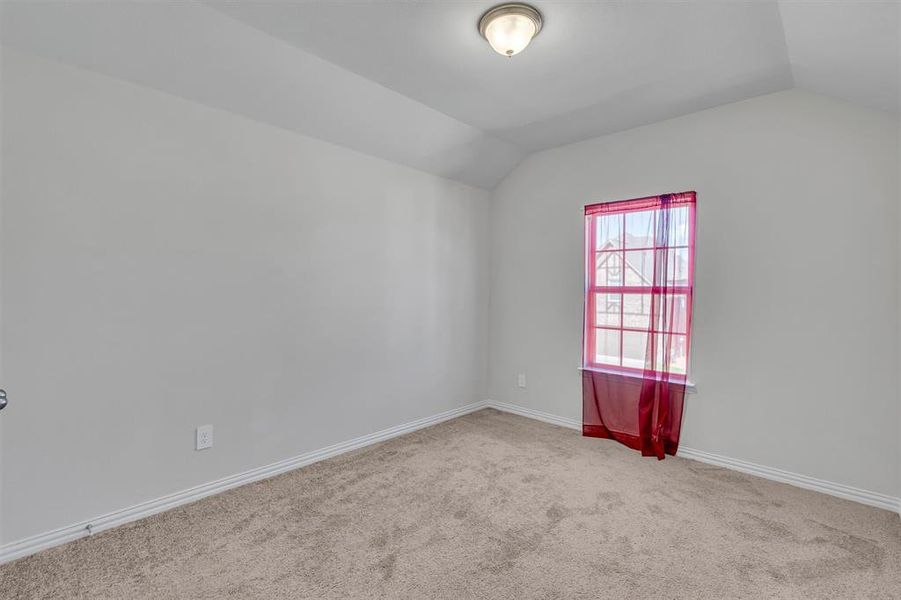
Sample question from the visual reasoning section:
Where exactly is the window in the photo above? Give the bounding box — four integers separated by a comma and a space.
583, 193, 696, 379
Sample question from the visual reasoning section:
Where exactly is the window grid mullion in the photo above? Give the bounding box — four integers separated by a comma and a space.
597, 245, 689, 250
594, 325, 687, 335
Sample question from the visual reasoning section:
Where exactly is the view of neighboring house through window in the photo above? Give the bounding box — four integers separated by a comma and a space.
584, 194, 695, 378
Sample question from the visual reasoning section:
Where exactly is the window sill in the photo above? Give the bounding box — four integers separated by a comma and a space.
578, 366, 697, 394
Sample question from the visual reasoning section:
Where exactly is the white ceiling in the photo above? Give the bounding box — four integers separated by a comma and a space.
779, 1, 899, 115
207, 0, 795, 150
2, 1, 898, 189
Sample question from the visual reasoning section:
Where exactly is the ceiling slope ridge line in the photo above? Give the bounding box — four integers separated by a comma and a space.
195, 1, 530, 189
0, 46, 509, 193
0, 1, 524, 189
200, 0, 523, 155
773, 0, 798, 89
508, 86, 804, 159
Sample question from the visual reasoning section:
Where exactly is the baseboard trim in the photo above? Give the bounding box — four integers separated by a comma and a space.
485, 400, 900, 515
675, 446, 900, 513
0, 401, 489, 565
6, 399, 897, 564
486, 400, 581, 431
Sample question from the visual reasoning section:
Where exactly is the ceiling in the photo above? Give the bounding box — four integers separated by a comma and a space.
207, 0, 795, 150
2, 1, 898, 189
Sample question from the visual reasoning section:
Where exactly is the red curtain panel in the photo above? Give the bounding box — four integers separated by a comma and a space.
582, 192, 696, 459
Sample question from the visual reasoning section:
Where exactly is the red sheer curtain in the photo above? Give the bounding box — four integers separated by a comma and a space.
582, 192, 695, 459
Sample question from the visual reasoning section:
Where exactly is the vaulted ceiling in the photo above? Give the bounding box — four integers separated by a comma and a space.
2, 1, 898, 189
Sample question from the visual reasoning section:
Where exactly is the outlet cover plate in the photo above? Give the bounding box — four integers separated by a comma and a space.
195, 425, 213, 450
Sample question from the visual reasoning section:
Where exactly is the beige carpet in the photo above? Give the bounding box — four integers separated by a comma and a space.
2, 409, 899, 599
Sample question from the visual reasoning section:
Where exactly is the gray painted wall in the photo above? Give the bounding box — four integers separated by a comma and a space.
0, 50, 491, 543
1, 53, 899, 549
488, 90, 900, 499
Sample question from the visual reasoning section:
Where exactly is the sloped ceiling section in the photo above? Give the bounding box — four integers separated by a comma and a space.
207, 1, 796, 152
779, 1, 899, 115
1, 1, 898, 189
0, 1, 525, 189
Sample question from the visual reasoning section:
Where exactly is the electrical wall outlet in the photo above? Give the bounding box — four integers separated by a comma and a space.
517, 373, 526, 388
195, 425, 214, 450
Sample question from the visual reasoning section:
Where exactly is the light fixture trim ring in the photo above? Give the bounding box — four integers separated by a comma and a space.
478, 3, 543, 40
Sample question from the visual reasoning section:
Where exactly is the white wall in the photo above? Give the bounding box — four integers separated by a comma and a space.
0, 50, 491, 544
488, 90, 900, 498
1, 48, 898, 549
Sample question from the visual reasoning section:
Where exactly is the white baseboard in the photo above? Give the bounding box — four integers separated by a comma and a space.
0, 401, 489, 565
484, 400, 900, 515
5, 399, 897, 565
675, 446, 900, 513
486, 400, 581, 431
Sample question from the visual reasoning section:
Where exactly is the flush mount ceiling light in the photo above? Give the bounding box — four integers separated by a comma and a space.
478, 3, 543, 57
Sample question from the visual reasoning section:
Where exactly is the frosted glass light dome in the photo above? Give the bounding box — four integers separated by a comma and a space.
479, 4, 543, 57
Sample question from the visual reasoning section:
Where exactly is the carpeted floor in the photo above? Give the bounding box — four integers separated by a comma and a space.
2, 409, 899, 599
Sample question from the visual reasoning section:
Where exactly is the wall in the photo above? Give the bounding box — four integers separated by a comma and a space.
1, 49, 898, 551
488, 90, 900, 499
0, 50, 491, 544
